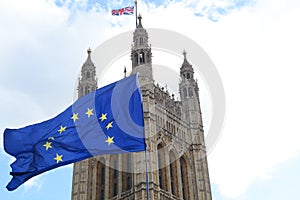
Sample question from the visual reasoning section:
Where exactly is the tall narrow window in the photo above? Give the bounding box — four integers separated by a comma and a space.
139, 52, 145, 63
158, 144, 167, 191
101, 165, 105, 184
109, 155, 118, 198
169, 151, 179, 197
140, 37, 144, 45
126, 154, 132, 190
100, 188, 104, 200
134, 53, 138, 65
87, 71, 90, 78
127, 176, 132, 190
97, 159, 105, 200
188, 87, 193, 97
170, 162, 174, 194
113, 183, 117, 196
85, 86, 90, 94
183, 88, 187, 98
122, 154, 133, 192
180, 157, 190, 200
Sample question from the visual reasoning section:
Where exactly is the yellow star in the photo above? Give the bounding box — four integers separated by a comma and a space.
99, 113, 107, 122
43, 141, 52, 151
105, 136, 114, 145
48, 137, 55, 141
85, 108, 94, 118
54, 153, 63, 164
106, 121, 113, 130
58, 125, 67, 134
71, 113, 79, 122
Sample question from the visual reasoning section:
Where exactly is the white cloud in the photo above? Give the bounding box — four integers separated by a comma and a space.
24, 176, 42, 191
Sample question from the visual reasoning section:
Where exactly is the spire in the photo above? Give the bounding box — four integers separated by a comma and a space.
78, 48, 98, 98
182, 49, 191, 67
183, 49, 187, 59
180, 50, 194, 80
83, 47, 94, 66
137, 13, 143, 28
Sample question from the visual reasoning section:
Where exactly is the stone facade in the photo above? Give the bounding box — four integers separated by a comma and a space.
71, 15, 211, 200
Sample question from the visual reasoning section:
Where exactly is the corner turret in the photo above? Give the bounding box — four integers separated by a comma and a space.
78, 48, 98, 97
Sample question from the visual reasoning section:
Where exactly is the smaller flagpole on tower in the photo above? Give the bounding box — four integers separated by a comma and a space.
135, 0, 138, 27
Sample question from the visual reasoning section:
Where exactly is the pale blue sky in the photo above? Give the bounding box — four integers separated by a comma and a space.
1, 0, 300, 199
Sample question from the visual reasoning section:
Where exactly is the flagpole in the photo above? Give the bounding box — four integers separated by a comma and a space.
135, 0, 138, 27
145, 150, 149, 200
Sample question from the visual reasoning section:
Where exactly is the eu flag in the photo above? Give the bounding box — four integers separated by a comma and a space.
4, 75, 145, 191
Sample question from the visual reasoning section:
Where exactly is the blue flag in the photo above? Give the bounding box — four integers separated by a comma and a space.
4, 75, 145, 191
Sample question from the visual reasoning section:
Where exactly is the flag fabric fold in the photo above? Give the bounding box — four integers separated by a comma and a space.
112, 6, 134, 16
4, 75, 145, 191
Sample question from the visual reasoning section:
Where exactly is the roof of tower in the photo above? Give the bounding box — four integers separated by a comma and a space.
180, 50, 194, 73
83, 47, 94, 66
182, 50, 191, 66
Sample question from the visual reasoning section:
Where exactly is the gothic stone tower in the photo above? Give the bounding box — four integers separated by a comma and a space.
71, 15, 211, 200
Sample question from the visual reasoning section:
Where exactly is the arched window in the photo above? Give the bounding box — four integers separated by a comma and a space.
186, 73, 190, 79
140, 37, 144, 45
183, 88, 187, 98
97, 159, 106, 200
122, 154, 133, 192
134, 53, 138, 65
139, 52, 145, 63
169, 151, 179, 197
180, 157, 190, 200
85, 86, 89, 95
158, 144, 167, 191
109, 155, 118, 198
188, 87, 193, 97
147, 51, 151, 62
87, 71, 90, 78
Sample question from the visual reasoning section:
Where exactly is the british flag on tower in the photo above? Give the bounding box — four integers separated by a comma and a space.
112, 6, 135, 16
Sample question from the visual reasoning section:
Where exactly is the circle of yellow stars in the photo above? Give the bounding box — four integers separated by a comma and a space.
42, 107, 116, 164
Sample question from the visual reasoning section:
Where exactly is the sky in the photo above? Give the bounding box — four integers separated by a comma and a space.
1, 0, 300, 199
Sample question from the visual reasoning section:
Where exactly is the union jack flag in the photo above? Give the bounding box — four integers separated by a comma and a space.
112, 6, 135, 16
